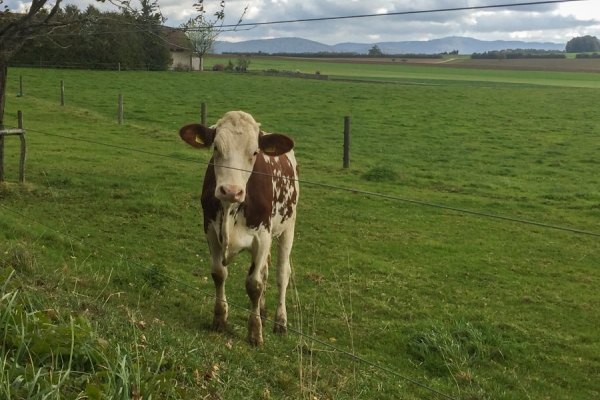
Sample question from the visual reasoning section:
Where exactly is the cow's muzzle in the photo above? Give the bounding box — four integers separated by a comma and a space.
217, 185, 245, 203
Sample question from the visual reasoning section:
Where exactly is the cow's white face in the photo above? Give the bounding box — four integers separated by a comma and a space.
179, 110, 295, 204
210, 111, 260, 203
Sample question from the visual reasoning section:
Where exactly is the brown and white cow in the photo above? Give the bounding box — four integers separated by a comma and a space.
179, 111, 299, 346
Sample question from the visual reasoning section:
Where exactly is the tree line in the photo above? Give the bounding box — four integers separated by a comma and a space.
9, 4, 173, 70
471, 49, 566, 59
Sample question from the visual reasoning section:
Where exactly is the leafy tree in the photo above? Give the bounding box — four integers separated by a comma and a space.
565, 35, 600, 53
236, 56, 250, 72
0, 0, 68, 128
1, 0, 217, 127
368, 45, 384, 56
136, 0, 171, 70
10, 5, 171, 71
181, 0, 247, 71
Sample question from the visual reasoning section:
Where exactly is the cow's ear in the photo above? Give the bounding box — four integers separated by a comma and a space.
259, 133, 295, 156
179, 124, 216, 149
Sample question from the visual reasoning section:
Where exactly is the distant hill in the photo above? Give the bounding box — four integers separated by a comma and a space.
213, 36, 565, 55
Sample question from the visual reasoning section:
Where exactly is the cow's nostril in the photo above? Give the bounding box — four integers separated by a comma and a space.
219, 186, 228, 195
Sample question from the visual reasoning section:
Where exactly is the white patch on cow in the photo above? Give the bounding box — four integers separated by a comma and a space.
212, 111, 261, 203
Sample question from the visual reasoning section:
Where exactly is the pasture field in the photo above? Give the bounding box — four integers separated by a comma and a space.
1, 67, 600, 399
207, 55, 600, 87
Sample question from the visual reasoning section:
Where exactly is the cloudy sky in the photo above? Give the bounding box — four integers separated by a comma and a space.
9, 0, 600, 44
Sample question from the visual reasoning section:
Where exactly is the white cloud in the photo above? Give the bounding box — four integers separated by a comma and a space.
20, 0, 600, 44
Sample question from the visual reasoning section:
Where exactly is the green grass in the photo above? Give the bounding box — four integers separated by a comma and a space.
206, 56, 600, 88
1, 66, 599, 399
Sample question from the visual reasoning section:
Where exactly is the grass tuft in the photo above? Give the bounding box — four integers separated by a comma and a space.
362, 166, 398, 182
1, 242, 36, 274
0, 266, 188, 399
405, 318, 509, 378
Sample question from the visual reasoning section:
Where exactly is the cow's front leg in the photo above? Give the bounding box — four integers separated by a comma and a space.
259, 254, 270, 327
274, 226, 294, 334
246, 237, 271, 346
207, 228, 228, 332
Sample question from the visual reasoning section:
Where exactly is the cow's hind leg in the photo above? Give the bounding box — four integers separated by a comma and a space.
274, 225, 295, 335
207, 229, 228, 332
246, 238, 271, 346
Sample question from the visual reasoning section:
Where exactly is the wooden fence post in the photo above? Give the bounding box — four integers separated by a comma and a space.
0, 111, 26, 183
60, 80, 65, 106
18, 111, 25, 183
118, 94, 124, 124
201, 102, 207, 125
343, 116, 350, 169
19, 75, 23, 97
0, 126, 4, 182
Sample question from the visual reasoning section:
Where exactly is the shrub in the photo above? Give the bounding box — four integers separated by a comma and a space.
362, 166, 397, 182
172, 63, 189, 72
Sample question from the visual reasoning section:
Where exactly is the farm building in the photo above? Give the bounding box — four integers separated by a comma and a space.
161, 27, 201, 71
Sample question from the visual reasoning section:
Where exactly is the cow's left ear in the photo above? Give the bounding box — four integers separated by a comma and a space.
179, 124, 216, 149
259, 133, 295, 156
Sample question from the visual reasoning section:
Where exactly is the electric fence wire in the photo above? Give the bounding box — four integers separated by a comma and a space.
11, 126, 600, 239
0, 203, 458, 400
209, 0, 591, 29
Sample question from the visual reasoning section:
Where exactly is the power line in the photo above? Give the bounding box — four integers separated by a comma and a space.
17, 126, 600, 238
215, 0, 589, 28
10, 0, 590, 36
0, 203, 458, 400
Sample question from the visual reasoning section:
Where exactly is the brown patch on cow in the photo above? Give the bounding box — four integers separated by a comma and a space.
271, 155, 298, 222
200, 158, 221, 233
211, 272, 224, 286
179, 124, 216, 149
248, 262, 256, 276
242, 155, 276, 230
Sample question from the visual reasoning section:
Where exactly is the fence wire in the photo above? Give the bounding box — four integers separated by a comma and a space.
0, 203, 458, 400
11, 126, 600, 239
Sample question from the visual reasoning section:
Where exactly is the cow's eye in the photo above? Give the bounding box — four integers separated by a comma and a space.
253, 150, 259, 156
213, 146, 219, 153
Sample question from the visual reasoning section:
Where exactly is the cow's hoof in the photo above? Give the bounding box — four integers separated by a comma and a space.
248, 335, 264, 347
273, 324, 287, 335
211, 318, 228, 333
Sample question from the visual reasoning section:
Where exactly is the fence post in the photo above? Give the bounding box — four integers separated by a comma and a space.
18, 111, 25, 183
0, 127, 4, 182
60, 80, 65, 106
118, 94, 124, 124
343, 116, 350, 169
201, 102, 207, 125
118, 62, 121, 72
19, 75, 23, 97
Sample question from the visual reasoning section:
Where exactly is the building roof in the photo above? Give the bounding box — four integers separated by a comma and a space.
161, 26, 192, 52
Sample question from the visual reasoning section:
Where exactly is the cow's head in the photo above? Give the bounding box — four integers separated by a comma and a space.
180, 111, 294, 203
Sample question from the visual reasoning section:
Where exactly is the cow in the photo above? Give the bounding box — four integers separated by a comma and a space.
179, 111, 299, 346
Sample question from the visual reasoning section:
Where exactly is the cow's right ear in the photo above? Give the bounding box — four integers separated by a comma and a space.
179, 124, 216, 149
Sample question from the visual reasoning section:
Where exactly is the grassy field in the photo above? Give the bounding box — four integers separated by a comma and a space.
206, 55, 600, 87
1, 66, 599, 399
